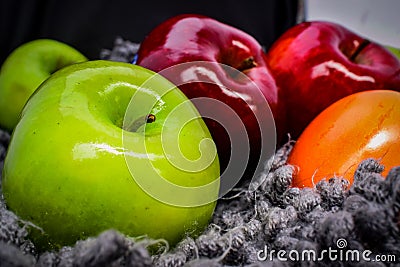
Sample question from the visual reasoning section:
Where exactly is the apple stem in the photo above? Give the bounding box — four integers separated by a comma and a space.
146, 114, 156, 123
237, 57, 257, 72
350, 39, 371, 62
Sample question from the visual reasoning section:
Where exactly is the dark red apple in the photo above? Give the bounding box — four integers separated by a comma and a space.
266, 21, 400, 139
136, 14, 282, 185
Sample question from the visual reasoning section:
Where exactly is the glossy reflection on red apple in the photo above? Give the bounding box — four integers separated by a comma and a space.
266, 21, 400, 139
137, 14, 282, 182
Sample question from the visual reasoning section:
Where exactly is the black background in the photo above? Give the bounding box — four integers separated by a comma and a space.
0, 0, 299, 65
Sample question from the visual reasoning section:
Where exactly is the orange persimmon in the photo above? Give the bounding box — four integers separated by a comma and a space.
288, 90, 400, 188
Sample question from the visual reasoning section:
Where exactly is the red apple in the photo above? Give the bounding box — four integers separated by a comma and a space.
136, 14, 281, 186
266, 21, 400, 139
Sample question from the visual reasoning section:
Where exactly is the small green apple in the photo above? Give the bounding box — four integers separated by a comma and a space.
386, 45, 400, 61
2, 60, 220, 250
0, 39, 87, 131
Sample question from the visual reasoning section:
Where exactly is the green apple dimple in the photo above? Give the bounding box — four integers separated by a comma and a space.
2, 60, 220, 250
0, 39, 87, 131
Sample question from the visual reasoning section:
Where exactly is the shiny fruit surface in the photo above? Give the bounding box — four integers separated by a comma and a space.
267, 21, 400, 139
288, 90, 400, 188
137, 14, 279, 182
2, 60, 220, 249
0, 39, 87, 130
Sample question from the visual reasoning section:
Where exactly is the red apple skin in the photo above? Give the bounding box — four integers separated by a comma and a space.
137, 14, 283, 179
266, 21, 400, 139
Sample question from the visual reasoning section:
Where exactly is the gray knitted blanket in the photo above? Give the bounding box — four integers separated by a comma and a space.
0, 38, 399, 267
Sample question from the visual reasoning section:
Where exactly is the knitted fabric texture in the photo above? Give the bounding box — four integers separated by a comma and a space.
0, 39, 399, 266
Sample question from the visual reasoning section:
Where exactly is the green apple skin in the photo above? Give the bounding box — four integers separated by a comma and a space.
386, 45, 400, 61
2, 60, 219, 250
0, 39, 87, 131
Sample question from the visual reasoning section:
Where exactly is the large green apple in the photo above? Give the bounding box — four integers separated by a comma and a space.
2, 60, 220, 250
0, 39, 87, 131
